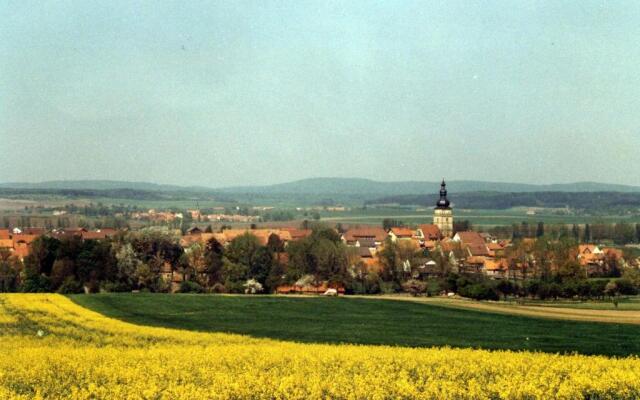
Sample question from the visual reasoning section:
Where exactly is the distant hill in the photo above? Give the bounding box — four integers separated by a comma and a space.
218, 177, 640, 196
0, 180, 213, 193
2, 178, 640, 196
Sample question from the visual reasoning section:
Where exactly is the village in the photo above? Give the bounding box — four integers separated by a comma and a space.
1, 181, 638, 298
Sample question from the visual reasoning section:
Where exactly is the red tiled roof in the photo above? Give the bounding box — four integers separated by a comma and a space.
343, 227, 387, 242
12, 234, 38, 246
602, 248, 624, 259
282, 228, 312, 240
484, 258, 508, 271
389, 227, 414, 238
21, 228, 46, 235
578, 244, 599, 254
455, 231, 489, 256
418, 224, 441, 240
455, 231, 485, 245
466, 256, 487, 265
81, 229, 117, 240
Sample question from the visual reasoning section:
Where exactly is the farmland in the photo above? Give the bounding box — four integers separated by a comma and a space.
3, 294, 640, 399
71, 293, 640, 357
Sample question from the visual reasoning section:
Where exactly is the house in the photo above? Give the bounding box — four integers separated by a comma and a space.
602, 247, 624, 260
483, 258, 509, 279
487, 242, 506, 258
281, 228, 312, 241
413, 259, 441, 278
355, 237, 377, 249
422, 240, 438, 251
217, 229, 294, 247
453, 231, 490, 257
578, 244, 603, 256
342, 227, 388, 246
577, 244, 604, 268
357, 246, 374, 259
462, 256, 486, 273
80, 229, 117, 241
387, 227, 415, 242
416, 224, 442, 241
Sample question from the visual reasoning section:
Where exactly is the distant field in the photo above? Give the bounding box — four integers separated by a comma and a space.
71, 293, 640, 356
320, 207, 640, 227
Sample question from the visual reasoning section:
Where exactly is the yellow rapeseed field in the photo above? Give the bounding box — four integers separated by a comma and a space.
1, 294, 640, 399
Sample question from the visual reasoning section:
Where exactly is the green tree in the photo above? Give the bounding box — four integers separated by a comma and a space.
203, 237, 224, 287
536, 222, 545, 238
584, 224, 592, 243
0, 250, 19, 292
50, 258, 75, 289
572, 224, 580, 241
226, 233, 261, 268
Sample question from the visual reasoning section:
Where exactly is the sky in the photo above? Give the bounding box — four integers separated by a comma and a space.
1, 1, 640, 187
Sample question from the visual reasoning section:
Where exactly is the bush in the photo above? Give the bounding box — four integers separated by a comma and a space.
614, 278, 638, 295
425, 279, 444, 296
57, 277, 83, 294
178, 281, 204, 293
224, 280, 245, 294
100, 281, 133, 293
458, 282, 499, 301
210, 283, 226, 293
379, 281, 401, 294
402, 279, 427, 297
20, 276, 51, 293
243, 279, 264, 294
443, 273, 460, 293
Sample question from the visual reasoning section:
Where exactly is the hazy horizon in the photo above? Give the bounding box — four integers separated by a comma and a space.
3, 1, 640, 187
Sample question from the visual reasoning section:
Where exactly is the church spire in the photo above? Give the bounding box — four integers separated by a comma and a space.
436, 179, 450, 209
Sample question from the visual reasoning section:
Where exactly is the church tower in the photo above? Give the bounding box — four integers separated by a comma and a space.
433, 179, 453, 237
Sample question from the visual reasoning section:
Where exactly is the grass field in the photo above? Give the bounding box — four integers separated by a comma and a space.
71, 293, 640, 357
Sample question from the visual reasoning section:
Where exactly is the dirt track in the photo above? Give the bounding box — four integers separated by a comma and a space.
355, 295, 640, 325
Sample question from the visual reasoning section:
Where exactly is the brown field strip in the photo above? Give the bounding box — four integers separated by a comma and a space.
355, 295, 640, 325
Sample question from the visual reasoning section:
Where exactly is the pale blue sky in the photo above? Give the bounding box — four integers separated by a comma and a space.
2, 1, 639, 187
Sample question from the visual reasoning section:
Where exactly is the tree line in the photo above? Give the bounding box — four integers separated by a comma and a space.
1, 227, 639, 302
367, 191, 640, 212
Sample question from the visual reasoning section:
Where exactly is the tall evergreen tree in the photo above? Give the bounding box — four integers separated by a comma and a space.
584, 224, 592, 243
572, 224, 580, 241
536, 222, 545, 238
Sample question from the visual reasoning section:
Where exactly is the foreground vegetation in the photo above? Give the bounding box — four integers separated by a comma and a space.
71, 294, 640, 356
2, 294, 640, 399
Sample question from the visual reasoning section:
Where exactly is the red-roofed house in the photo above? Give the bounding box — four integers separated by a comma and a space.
453, 231, 490, 257
387, 227, 415, 242
417, 224, 442, 241
342, 227, 388, 246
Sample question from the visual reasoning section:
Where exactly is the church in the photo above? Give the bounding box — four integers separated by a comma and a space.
433, 180, 453, 237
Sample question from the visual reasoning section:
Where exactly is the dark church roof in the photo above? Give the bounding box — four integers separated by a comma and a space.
435, 179, 451, 209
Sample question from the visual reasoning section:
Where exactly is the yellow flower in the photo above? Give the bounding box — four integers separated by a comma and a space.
1, 294, 639, 399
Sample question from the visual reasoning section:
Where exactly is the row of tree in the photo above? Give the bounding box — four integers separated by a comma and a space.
1, 227, 639, 301
488, 222, 640, 245
0, 228, 353, 294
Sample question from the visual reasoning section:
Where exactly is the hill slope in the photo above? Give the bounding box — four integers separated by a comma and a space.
3, 178, 639, 195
